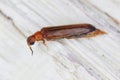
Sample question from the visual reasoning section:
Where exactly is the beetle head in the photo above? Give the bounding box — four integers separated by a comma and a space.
27, 32, 43, 55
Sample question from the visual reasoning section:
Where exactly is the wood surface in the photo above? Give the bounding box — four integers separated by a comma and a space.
0, 0, 120, 80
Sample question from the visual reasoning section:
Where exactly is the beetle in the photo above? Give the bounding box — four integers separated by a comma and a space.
27, 23, 106, 55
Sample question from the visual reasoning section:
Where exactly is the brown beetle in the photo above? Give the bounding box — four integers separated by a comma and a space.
27, 24, 106, 55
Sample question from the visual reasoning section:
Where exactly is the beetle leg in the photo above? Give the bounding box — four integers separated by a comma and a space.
42, 39, 47, 46
42, 39, 46, 44
42, 39, 48, 49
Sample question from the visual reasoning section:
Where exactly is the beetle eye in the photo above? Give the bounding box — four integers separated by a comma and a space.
30, 41, 35, 45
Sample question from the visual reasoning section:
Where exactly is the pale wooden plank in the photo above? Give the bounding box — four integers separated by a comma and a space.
0, 0, 120, 80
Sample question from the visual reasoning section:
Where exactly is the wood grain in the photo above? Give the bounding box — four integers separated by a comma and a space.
0, 0, 120, 80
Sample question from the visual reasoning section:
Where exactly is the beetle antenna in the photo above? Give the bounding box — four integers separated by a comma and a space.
28, 45, 33, 55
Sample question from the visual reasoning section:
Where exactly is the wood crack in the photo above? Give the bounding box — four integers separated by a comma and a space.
86, 0, 120, 25
0, 9, 27, 38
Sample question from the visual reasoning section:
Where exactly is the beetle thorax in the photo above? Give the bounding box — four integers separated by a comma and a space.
34, 31, 43, 41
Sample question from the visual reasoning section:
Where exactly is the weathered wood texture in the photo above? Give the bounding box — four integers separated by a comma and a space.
0, 0, 120, 80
